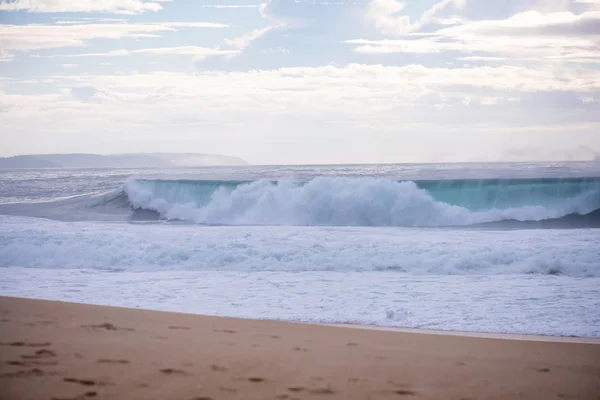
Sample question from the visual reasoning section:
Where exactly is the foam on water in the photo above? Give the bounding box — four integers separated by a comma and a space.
2, 267, 599, 338
125, 177, 600, 227
1, 215, 598, 277
0, 215, 599, 338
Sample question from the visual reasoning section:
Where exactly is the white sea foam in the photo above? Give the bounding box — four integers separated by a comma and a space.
125, 178, 600, 226
1, 216, 599, 337
1, 215, 598, 277
2, 267, 599, 338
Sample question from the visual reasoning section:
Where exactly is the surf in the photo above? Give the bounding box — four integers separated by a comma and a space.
2, 176, 599, 227
123, 177, 600, 227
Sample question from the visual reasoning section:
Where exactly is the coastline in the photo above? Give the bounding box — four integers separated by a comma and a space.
1, 296, 599, 400
323, 323, 600, 344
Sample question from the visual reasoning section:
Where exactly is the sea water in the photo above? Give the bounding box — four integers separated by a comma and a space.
1, 162, 599, 337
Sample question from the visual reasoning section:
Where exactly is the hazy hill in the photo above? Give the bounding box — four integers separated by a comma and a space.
0, 153, 248, 169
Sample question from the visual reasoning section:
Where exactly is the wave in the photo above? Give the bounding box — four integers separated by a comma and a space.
123, 177, 600, 227
2, 177, 598, 227
1, 215, 598, 277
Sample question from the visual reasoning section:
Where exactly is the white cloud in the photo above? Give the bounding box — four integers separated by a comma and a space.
0, 49, 15, 62
221, 26, 274, 51
52, 47, 238, 58
69, 85, 115, 102
66, 49, 133, 57
348, 9, 600, 63
197, 3, 282, 63
0, 22, 229, 51
366, 0, 466, 35
135, 46, 239, 57
200, 4, 260, 8
47, 64, 600, 106
0, 0, 163, 14
3, 63, 599, 163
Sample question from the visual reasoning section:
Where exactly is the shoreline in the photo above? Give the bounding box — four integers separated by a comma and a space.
324, 323, 600, 344
8, 295, 600, 344
4, 295, 600, 344
1, 296, 599, 399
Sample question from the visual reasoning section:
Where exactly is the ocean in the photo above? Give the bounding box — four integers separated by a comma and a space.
1, 162, 599, 338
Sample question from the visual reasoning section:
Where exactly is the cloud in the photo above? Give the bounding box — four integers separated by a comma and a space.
200, 5, 260, 8
63, 49, 133, 57
69, 85, 114, 102
366, 0, 467, 35
52, 63, 600, 101
196, 0, 361, 68
195, 2, 282, 65
135, 46, 239, 57
221, 27, 275, 52
0, 49, 15, 62
348, 9, 600, 63
443, 10, 600, 36
3, 61, 600, 163
52, 46, 238, 58
0, 0, 164, 14
0, 22, 229, 51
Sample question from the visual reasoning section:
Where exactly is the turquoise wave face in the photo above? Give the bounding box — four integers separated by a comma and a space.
418, 178, 600, 211
132, 177, 600, 212
131, 179, 247, 207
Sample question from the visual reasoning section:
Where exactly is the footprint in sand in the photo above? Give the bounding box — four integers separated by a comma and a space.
248, 377, 265, 383
310, 387, 336, 395
210, 364, 228, 372
97, 359, 130, 364
63, 377, 114, 387
394, 389, 417, 396
7, 360, 58, 367
51, 392, 97, 400
168, 326, 191, 330
1, 368, 45, 378
21, 349, 57, 359
214, 329, 236, 334
83, 323, 134, 331
64, 378, 97, 386
25, 320, 55, 327
159, 368, 190, 375
1, 341, 51, 347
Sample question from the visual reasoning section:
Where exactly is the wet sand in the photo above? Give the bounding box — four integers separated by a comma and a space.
1, 296, 599, 400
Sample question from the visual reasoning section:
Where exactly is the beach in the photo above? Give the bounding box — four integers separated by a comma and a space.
1, 297, 599, 400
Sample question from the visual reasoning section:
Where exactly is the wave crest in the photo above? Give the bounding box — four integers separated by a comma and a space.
125, 177, 600, 227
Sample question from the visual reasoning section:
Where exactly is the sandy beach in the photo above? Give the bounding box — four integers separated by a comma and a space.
0, 296, 599, 400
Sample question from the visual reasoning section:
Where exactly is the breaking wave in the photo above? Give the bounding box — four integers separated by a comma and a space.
123, 177, 600, 227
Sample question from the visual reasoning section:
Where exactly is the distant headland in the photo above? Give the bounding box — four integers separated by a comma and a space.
0, 153, 249, 169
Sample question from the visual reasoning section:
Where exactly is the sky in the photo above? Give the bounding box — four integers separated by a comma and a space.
0, 0, 599, 164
